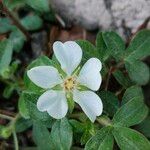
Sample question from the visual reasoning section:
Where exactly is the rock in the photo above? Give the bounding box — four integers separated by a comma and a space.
51, 0, 150, 38
111, 0, 150, 37
51, 0, 112, 30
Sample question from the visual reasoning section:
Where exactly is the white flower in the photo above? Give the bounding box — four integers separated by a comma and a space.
27, 41, 103, 122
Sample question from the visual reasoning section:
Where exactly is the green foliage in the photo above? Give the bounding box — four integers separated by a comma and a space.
0, 39, 13, 77
96, 32, 108, 61
112, 97, 148, 127
125, 30, 150, 60
19, 91, 52, 122
135, 116, 150, 138
3, 83, 16, 99
113, 70, 132, 88
9, 28, 26, 52
100, 29, 150, 85
21, 15, 43, 31
26, 0, 50, 13
99, 91, 119, 117
0, 126, 13, 139
70, 119, 85, 133
15, 118, 32, 133
33, 123, 54, 150
80, 121, 95, 145
77, 40, 98, 63
122, 85, 143, 105
0, 18, 15, 34
85, 126, 114, 150
18, 92, 31, 119
102, 31, 125, 60
0, 7, 150, 149
125, 59, 149, 85
124, 30, 150, 85
113, 127, 150, 150
51, 118, 73, 150
3, 0, 26, 10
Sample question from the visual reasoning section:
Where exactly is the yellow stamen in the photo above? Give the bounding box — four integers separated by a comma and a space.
64, 77, 76, 91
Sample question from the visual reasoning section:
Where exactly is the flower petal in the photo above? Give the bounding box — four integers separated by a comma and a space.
27, 66, 62, 89
53, 41, 82, 75
78, 58, 102, 91
73, 90, 103, 122
37, 90, 68, 119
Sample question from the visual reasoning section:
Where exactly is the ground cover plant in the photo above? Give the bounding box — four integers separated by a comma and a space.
0, 0, 150, 149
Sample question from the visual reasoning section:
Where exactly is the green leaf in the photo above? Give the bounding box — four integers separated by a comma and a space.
99, 91, 119, 117
8, 60, 20, 75
3, 0, 26, 10
26, 0, 50, 13
102, 31, 125, 60
113, 70, 132, 88
3, 83, 16, 99
0, 18, 14, 34
125, 29, 150, 60
15, 118, 32, 133
122, 85, 143, 105
69, 120, 85, 144
33, 123, 54, 150
76, 40, 98, 64
112, 97, 148, 127
85, 126, 114, 150
125, 60, 149, 85
112, 127, 150, 150
135, 116, 150, 138
34, 119, 54, 128
70, 119, 85, 134
51, 118, 73, 150
21, 15, 43, 31
9, 28, 26, 52
80, 121, 95, 145
18, 92, 30, 119
19, 91, 52, 121
0, 39, 13, 75
0, 125, 12, 139
96, 32, 108, 61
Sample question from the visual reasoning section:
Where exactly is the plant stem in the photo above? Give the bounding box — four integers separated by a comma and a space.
10, 113, 21, 128
96, 116, 112, 126
13, 131, 19, 150
105, 61, 124, 91
0, 113, 13, 120
69, 112, 84, 120
0, 112, 20, 148
105, 66, 113, 91
115, 87, 124, 96
55, 14, 66, 28
2, 3, 31, 40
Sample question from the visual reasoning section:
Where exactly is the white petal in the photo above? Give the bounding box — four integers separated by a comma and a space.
78, 58, 102, 91
53, 41, 82, 75
73, 90, 103, 122
37, 90, 68, 119
27, 66, 62, 89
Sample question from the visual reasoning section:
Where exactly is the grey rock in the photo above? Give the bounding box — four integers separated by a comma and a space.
111, 0, 150, 36
51, 0, 150, 37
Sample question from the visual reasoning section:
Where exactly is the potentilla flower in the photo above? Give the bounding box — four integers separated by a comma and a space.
27, 41, 103, 122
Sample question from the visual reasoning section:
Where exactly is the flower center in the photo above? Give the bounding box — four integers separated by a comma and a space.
64, 77, 76, 91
